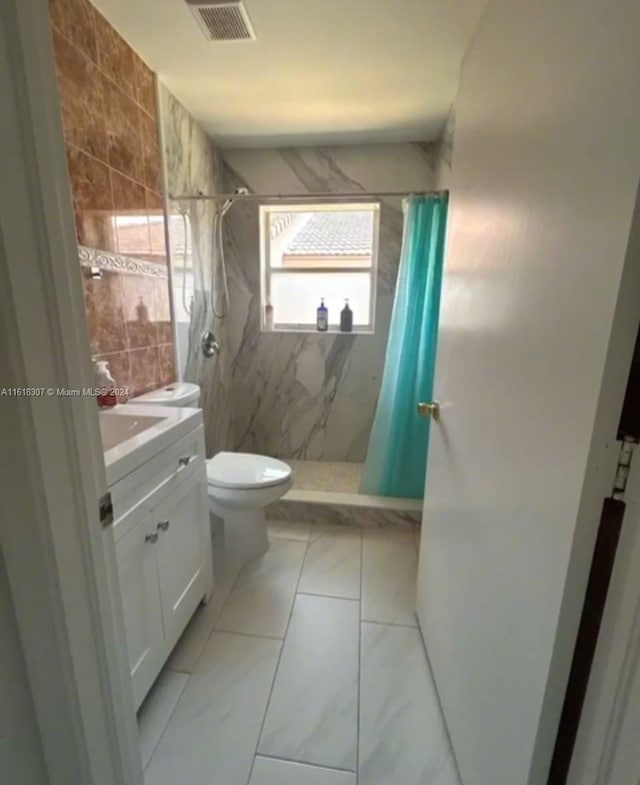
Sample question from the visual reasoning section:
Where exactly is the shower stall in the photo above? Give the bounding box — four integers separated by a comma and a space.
160, 112, 443, 517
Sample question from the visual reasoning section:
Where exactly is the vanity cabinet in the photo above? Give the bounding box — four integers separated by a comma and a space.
110, 423, 213, 709
114, 511, 164, 708
154, 470, 210, 647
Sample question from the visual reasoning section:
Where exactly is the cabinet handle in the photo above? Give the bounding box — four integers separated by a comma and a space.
178, 455, 193, 468
157, 519, 170, 532
145, 532, 159, 544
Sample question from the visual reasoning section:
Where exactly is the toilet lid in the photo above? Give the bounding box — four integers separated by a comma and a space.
129, 382, 200, 407
206, 452, 292, 490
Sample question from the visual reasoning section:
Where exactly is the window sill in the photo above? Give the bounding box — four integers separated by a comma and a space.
261, 326, 374, 335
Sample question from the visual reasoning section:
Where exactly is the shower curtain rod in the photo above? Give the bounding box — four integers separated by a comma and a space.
168, 189, 448, 201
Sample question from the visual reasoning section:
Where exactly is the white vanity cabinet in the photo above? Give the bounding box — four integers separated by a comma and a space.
154, 469, 210, 647
109, 421, 213, 709
114, 511, 165, 708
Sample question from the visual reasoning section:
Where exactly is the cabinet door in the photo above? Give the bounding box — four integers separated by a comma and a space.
114, 513, 164, 709
153, 468, 208, 648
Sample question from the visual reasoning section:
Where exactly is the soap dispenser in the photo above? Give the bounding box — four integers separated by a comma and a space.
316, 298, 328, 332
340, 299, 353, 332
95, 360, 117, 408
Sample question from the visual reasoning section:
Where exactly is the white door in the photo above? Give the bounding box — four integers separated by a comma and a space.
414, 1, 640, 785
115, 514, 165, 708
154, 469, 208, 646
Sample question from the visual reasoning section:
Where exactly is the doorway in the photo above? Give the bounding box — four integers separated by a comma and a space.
549, 323, 640, 784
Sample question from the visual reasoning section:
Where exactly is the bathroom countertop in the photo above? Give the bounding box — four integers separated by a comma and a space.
101, 404, 203, 486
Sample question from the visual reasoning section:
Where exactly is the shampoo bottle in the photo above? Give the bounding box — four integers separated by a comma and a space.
136, 296, 149, 322
265, 297, 274, 330
340, 299, 353, 332
316, 298, 328, 331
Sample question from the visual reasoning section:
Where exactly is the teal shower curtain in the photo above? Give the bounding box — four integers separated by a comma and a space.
361, 194, 449, 499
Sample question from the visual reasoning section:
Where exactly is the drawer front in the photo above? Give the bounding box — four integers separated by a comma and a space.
111, 425, 206, 542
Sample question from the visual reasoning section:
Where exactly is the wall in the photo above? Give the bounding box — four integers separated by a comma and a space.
0, 548, 48, 785
415, 0, 640, 784
435, 107, 456, 189
49, 0, 175, 395
158, 83, 233, 453
220, 144, 439, 461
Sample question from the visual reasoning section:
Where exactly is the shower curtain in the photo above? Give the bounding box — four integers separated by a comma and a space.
361, 193, 449, 499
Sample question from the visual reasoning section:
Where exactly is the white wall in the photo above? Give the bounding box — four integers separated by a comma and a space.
0, 547, 48, 785
418, 0, 640, 784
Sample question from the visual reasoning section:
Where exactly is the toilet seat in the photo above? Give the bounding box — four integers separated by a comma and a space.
206, 451, 292, 491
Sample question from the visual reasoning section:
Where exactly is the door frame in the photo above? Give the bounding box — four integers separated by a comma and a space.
567, 456, 640, 785
0, 2, 143, 784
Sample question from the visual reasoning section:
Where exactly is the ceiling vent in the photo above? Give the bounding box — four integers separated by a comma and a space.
186, 1, 256, 42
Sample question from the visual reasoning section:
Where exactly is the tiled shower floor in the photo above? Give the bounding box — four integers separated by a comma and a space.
287, 460, 364, 494
138, 521, 460, 785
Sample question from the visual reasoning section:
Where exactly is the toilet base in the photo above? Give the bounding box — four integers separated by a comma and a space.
218, 506, 269, 564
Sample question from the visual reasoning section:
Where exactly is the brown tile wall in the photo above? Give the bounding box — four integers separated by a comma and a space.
49, 0, 175, 396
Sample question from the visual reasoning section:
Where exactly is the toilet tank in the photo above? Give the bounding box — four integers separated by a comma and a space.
127, 382, 201, 408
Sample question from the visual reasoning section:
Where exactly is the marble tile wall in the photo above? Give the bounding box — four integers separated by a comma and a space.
435, 107, 456, 189
158, 84, 233, 452
267, 497, 421, 529
49, 0, 175, 395
220, 144, 439, 461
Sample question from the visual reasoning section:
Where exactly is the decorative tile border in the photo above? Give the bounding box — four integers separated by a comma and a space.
78, 246, 169, 279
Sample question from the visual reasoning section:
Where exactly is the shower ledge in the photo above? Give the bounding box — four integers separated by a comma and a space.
283, 488, 422, 512
268, 488, 422, 530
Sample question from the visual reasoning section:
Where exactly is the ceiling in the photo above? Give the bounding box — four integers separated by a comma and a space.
91, 0, 488, 148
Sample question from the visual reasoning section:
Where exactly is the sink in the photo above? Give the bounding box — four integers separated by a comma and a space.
99, 404, 204, 486
99, 411, 165, 452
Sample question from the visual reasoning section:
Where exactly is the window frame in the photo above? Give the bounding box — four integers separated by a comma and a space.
259, 201, 380, 334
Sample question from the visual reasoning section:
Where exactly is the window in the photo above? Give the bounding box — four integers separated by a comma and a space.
260, 202, 380, 333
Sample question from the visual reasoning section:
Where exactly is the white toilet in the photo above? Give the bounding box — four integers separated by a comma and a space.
127, 382, 292, 563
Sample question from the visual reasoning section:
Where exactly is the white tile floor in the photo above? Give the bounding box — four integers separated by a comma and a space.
139, 521, 460, 785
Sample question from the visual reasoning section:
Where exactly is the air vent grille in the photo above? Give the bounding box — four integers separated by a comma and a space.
187, 1, 256, 42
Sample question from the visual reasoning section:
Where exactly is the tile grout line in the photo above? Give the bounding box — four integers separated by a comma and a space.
360, 618, 419, 630
50, 26, 156, 122
256, 752, 357, 775
415, 627, 465, 785
194, 552, 246, 657
210, 627, 284, 642
142, 553, 247, 771
297, 590, 360, 602
145, 535, 305, 776
244, 528, 312, 785
140, 669, 190, 772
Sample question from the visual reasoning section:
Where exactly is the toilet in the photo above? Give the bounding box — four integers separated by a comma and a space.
205, 451, 291, 562
127, 382, 292, 563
